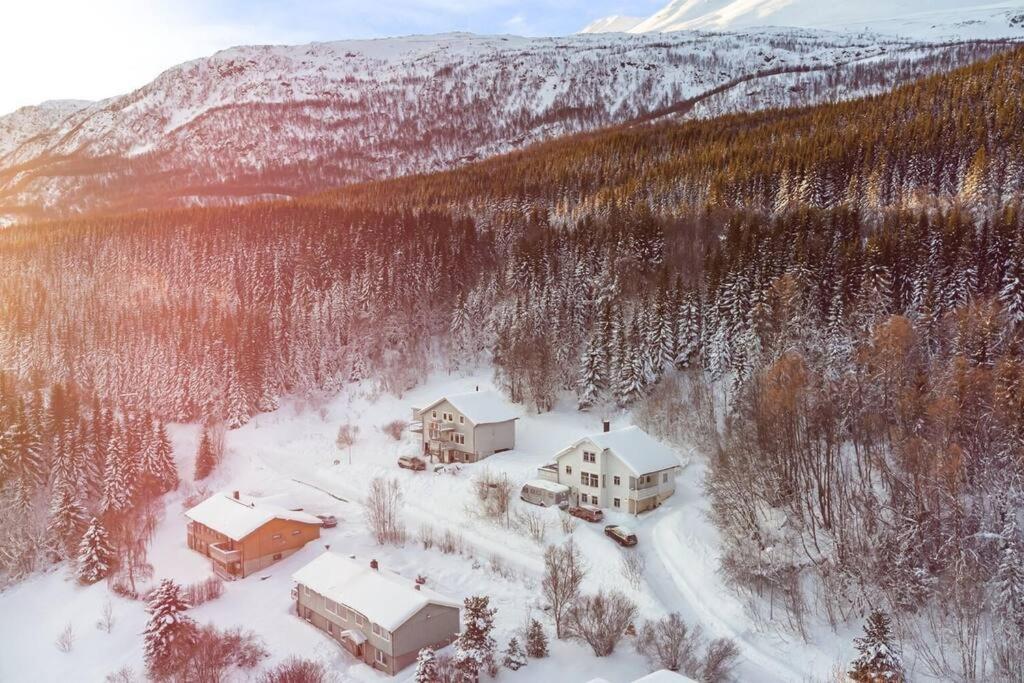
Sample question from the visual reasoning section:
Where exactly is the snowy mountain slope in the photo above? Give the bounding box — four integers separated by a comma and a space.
0, 99, 91, 158
0, 30, 1011, 224
579, 15, 645, 34
584, 0, 1024, 39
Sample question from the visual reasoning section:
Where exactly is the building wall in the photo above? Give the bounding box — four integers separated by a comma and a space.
238, 518, 321, 577
419, 399, 474, 459
390, 603, 461, 672
472, 419, 515, 459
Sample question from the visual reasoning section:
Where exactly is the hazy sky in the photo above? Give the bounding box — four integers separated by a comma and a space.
0, 0, 665, 115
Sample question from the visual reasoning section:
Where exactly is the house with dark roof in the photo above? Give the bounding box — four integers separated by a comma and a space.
411, 389, 518, 463
538, 423, 681, 514
292, 552, 461, 676
185, 491, 322, 579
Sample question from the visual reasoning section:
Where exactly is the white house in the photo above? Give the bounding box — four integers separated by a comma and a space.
538, 424, 681, 514
411, 389, 517, 463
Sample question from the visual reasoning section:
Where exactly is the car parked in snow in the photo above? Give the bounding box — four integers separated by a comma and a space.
604, 524, 638, 547
398, 455, 427, 471
316, 515, 337, 528
568, 504, 604, 522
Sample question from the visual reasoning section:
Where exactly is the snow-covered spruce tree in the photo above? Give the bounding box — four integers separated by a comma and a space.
848, 609, 904, 683
139, 420, 178, 498
502, 636, 527, 671
194, 426, 216, 481
47, 487, 88, 560
526, 618, 548, 658
76, 517, 115, 584
224, 361, 251, 429
414, 647, 438, 683
100, 421, 134, 516
143, 578, 196, 680
454, 595, 497, 681
994, 515, 1024, 636
577, 342, 603, 410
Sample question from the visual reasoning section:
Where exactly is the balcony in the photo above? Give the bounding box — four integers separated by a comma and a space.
209, 541, 241, 564
629, 486, 660, 501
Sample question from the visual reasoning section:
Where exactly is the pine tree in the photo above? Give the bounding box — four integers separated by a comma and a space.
454, 595, 497, 681
848, 609, 904, 683
1, 402, 44, 509
999, 242, 1024, 326
100, 422, 133, 516
143, 579, 196, 679
139, 420, 178, 498
77, 517, 115, 584
994, 516, 1024, 637
577, 341, 603, 410
414, 647, 439, 683
502, 636, 527, 671
224, 361, 251, 429
48, 488, 88, 560
194, 426, 216, 481
526, 618, 548, 658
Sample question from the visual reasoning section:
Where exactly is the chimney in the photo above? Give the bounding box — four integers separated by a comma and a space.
475, 385, 479, 392
370, 559, 379, 570
602, 419, 611, 433
414, 584, 421, 591
232, 490, 240, 500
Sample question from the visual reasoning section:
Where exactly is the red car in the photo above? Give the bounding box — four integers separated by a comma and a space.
604, 525, 638, 547
398, 455, 427, 471
568, 505, 604, 522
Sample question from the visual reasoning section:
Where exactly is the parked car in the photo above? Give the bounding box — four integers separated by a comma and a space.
316, 515, 337, 528
398, 455, 427, 471
520, 480, 571, 509
604, 524, 638, 547
568, 505, 604, 522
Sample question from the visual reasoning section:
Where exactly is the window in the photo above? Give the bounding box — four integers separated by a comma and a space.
272, 533, 283, 540
326, 599, 341, 616
303, 585, 314, 597
613, 475, 621, 486
432, 410, 437, 418
291, 530, 301, 536
565, 465, 572, 475
375, 650, 387, 665
273, 552, 283, 560
583, 451, 596, 463
443, 412, 453, 422
663, 472, 669, 483
328, 622, 335, 634
459, 415, 465, 424
613, 498, 621, 508
590, 495, 598, 505
450, 433, 465, 445
372, 623, 391, 641
580, 472, 599, 487
356, 614, 367, 627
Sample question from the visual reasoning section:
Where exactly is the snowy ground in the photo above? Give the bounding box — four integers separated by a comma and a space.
0, 369, 854, 682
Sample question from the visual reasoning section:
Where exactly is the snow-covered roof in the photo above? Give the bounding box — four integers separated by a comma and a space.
185, 493, 321, 541
523, 479, 571, 494
292, 552, 460, 632
419, 390, 518, 425
633, 671, 698, 683
556, 426, 681, 475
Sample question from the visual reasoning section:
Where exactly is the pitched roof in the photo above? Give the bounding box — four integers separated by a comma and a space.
556, 426, 681, 475
292, 552, 460, 632
419, 390, 518, 424
184, 493, 322, 541
634, 672, 697, 683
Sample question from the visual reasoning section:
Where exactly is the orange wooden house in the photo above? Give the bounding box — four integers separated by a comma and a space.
185, 491, 323, 580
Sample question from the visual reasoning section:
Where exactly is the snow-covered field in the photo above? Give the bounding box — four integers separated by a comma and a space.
0, 370, 854, 682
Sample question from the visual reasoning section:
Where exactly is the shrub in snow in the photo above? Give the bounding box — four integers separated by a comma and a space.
258, 656, 329, 683
564, 589, 637, 657
701, 638, 740, 683
635, 613, 702, 674
182, 624, 267, 681
414, 647, 439, 683
848, 609, 904, 683
454, 595, 497, 681
77, 517, 115, 584
143, 579, 196, 679
382, 419, 405, 441
55, 623, 75, 653
502, 637, 527, 671
183, 576, 225, 607
526, 619, 548, 658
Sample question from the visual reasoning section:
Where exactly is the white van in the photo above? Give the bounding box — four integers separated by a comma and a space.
520, 480, 570, 509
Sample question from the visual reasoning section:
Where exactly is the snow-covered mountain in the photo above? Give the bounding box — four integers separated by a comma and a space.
579, 15, 645, 34
0, 30, 1011, 224
585, 0, 1024, 40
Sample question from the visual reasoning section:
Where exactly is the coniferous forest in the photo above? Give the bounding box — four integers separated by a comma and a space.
1, 43, 1023, 683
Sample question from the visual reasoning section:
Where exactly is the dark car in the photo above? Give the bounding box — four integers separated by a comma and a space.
398, 455, 427, 471
604, 524, 638, 547
568, 505, 604, 522
316, 514, 338, 528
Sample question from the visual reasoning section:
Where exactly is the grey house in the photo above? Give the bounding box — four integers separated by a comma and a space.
292, 552, 461, 676
411, 390, 517, 463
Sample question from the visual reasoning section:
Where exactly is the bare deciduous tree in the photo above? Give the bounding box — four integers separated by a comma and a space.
97, 599, 116, 633
365, 476, 406, 545
635, 613, 702, 673
55, 622, 75, 653
541, 539, 587, 638
472, 469, 513, 526
620, 551, 647, 591
564, 589, 637, 656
